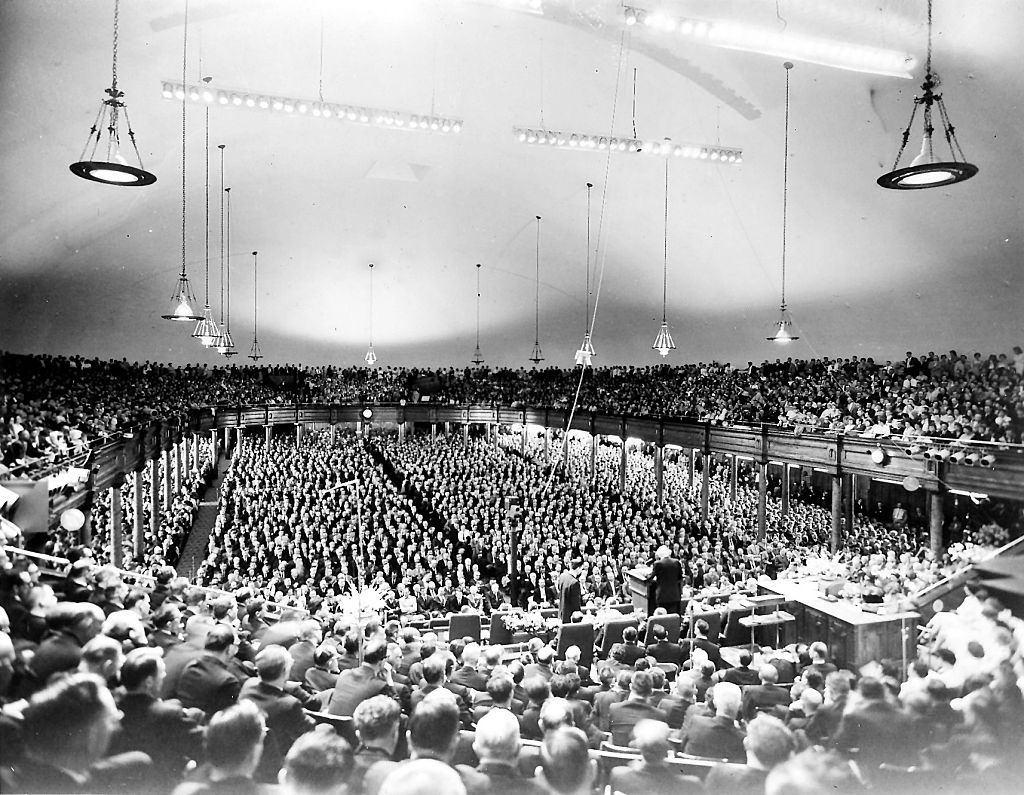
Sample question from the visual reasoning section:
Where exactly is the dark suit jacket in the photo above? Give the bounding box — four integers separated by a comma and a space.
161, 641, 205, 700
29, 630, 82, 686
702, 763, 768, 795
594, 689, 627, 731
657, 694, 692, 729
111, 691, 202, 781
239, 678, 315, 753
617, 643, 646, 667
610, 761, 702, 795
679, 638, 725, 670
451, 664, 488, 692
608, 699, 668, 746
174, 653, 243, 716
805, 696, 846, 743
742, 683, 791, 720
722, 666, 761, 687
288, 640, 317, 683
328, 664, 388, 716
833, 699, 918, 767
412, 683, 473, 726
679, 714, 746, 761
646, 640, 683, 665
305, 666, 339, 693
523, 663, 552, 683
475, 761, 545, 795
556, 571, 582, 624
652, 557, 683, 605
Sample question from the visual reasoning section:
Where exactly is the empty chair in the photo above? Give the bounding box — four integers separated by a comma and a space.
555, 622, 595, 670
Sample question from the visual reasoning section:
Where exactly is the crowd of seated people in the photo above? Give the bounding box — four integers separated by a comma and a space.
2, 530, 1023, 794
5, 346, 1021, 479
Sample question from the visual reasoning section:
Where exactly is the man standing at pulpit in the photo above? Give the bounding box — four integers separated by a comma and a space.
651, 545, 683, 615
556, 559, 583, 625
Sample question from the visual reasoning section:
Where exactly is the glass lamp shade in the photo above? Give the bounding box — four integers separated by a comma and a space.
162, 275, 204, 321
192, 307, 220, 347
767, 309, 800, 343
364, 346, 377, 366
574, 334, 596, 367
652, 322, 676, 356
215, 328, 237, 355
248, 340, 263, 362
877, 131, 978, 189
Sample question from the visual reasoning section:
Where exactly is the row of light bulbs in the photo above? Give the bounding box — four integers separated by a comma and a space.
160, 82, 464, 134
512, 128, 743, 163
905, 443, 997, 468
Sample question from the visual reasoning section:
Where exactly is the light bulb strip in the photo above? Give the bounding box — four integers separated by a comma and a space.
513, 127, 743, 163
161, 81, 463, 135
622, 6, 915, 79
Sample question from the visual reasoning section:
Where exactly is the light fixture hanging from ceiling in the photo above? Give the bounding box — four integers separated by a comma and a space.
767, 62, 800, 345
248, 251, 263, 362
652, 149, 676, 357
877, 0, 978, 189
161, 1, 202, 322
71, 0, 156, 186
216, 186, 238, 356
529, 216, 545, 365
365, 263, 377, 366
575, 182, 597, 367
193, 78, 220, 347
471, 263, 485, 366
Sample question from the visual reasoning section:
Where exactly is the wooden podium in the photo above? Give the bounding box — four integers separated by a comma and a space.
626, 567, 653, 614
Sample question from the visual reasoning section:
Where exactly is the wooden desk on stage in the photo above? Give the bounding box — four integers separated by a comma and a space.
626, 567, 653, 614
759, 579, 919, 672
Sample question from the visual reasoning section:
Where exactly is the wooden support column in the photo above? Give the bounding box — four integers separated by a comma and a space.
162, 449, 173, 511
398, 422, 407, 444
831, 475, 843, 553
266, 425, 273, 447
928, 489, 944, 559
730, 455, 739, 501
174, 440, 183, 494
844, 474, 857, 537
687, 448, 696, 488
543, 428, 550, 458
133, 469, 145, 561
210, 428, 219, 463
183, 435, 192, 478
590, 435, 598, 480
619, 440, 628, 493
110, 483, 123, 568
431, 423, 437, 441
444, 421, 451, 436
700, 453, 710, 525
149, 457, 161, 555
463, 423, 470, 444
757, 461, 768, 542
192, 433, 200, 470
654, 445, 664, 506
296, 423, 304, 446
561, 433, 569, 467
781, 464, 791, 516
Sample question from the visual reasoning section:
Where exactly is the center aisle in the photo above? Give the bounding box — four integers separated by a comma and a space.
176, 443, 232, 581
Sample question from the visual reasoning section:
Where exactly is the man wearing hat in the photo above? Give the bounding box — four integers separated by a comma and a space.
556, 560, 583, 625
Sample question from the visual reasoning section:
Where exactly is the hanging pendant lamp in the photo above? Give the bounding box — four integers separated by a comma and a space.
193, 78, 221, 346
575, 183, 597, 367
529, 216, 545, 365
652, 150, 676, 357
364, 263, 377, 366
161, 1, 202, 322
877, 0, 978, 189
767, 62, 800, 345
471, 263, 485, 366
70, 0, 156, 186
216, 185, 238, 356
248, 251, 263, 361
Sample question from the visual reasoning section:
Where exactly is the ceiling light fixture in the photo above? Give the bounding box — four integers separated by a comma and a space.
471, 263, 485, 366
767, 63, 800, 345
877, 0, 977, 190
621, 5, 915, 79
652, 150, 676, 357
71, 0, 156, 186
217, 186, 238, 356
529, 216, 545, 365
192, 78, 221, 347
160, 81, 463, 137
248, 251, 263, 362
365, 263, 377, 366
575, 184, 596, 367
513, 127, 742, 164
161, 1, 202, 323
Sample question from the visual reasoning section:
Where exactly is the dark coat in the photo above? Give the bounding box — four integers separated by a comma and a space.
646, 640, 683, 665
702, 763, 768, 795
111, 691, 203, 781
679, 714, 746, 761
451, 664, 488, 692
608, 699, 668, 746
556, 571, 582, 624
328, 664, 388, 716
29, 630, 82, 686
475, 761, 545, 795
833, 698, 919, 767
652, 557, 683, 606
742, 683, 792, 720
174, 653, 243, 716
610, 761, 703, 795
238, 678, 315, 753
657, 693, 692, 730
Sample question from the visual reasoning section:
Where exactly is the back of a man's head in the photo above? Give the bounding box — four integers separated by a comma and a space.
800, 687, 823, 715
539, 726, 592, 794
256, 644, 292, 682
409, 693, 460, 759
363, 638, 388, 667
631, 719, 671, 763
858, 676, 886, 701
524, 676, 551, 705
486, 674, 514, 705
484, 644, 503, 669
714, 681, 742, 718
462, 642, 481, 667
421, 654, 446, 686
204, 624, 236, 653
675, 676, 697, 700
738, 651, 753, 667
354, 694, 401, 744
121, 647, 164, 691
539, 697, 575, 734
695, 619, 710, 637
765, 748, 859, 795
536, 646, 554, 666
623, 627, 638, 644
22, 673, 116, 762
651, 625, 667, 643
745, 714, 796, 769
474, 708, 521, 764
809, 642, 828, 662
379, 758, 466, 795
205, 700, 265, 773
825, 671, 851, 701
281, 726, 353, 795
630, 670, 653, 699
759, 664, 780, 685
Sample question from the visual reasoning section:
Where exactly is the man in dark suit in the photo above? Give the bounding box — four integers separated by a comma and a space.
450, 641, 488, 692
702, 713, 796, 795
742, 664, 792, 721
524, 645, 555, 683
678, 681, 746, 761
472, 673, 519, 723
594, 669, 630, 732
238, 644, 315, 755
651, 546, 683, 615
519, 676, 551, 740
328, 638, 392, 716
679, 618, 725, 670
304, 644, 340, 693
286, 620, 322, 683
111, 647, 203, 781
555, 560, 583, 625
833, 676, 918, 769
609, 718, 702, 794
471, 708, 545, 794
29, 602, 104, 689
349, 694, 403, 792
608, 670, 668, 746
412, 655, 473, 728
148, 603, 183, 653
645, 624, 683, 665
174, 624, 243, 717
721, 651, 761, 687
613, 626, 646, 669
656, 675, 695, 730
805, 670, 851, 743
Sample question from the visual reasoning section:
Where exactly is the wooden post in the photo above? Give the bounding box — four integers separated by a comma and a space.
431, 423, 437, 441
266, 425, 273, 447
174, 440, 183, 494
296, 423, 304, 446
654, 445, 664, 506
700, 452, 710, 525
192, 433, 201, 470
110, 484, 123, 568
781, 463, 791, 516
831, 475, 843, 553
619, 440, 628, 493
687, 448, 696, 487
928, 489, 944, 559
463, 423, 470, 444
590, 435, 598, 480
211, 428, 219, 464
162, 449, 172, 510
730, 454, 738, 501
844, 474, 856, 538
149, 457, 161, 556
183, 435, 192, 478
757, 461, 767, 542
133, 469, 145, 561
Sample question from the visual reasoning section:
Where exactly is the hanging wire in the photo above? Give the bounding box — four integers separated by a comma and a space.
318, 10, 325, 103
475, 264, 482, 350
780, 62, 792, 309
585, 182, 593, 336
218, 145, 226, 326
631, 66, 638, 141
368, 263, 374, 347
252, 251, 258, 341
534, 216, 542, 350
203, 82, 211, 308
179, 0, 188, 278
225, 187, 232, 333
661, 157, 669, 323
